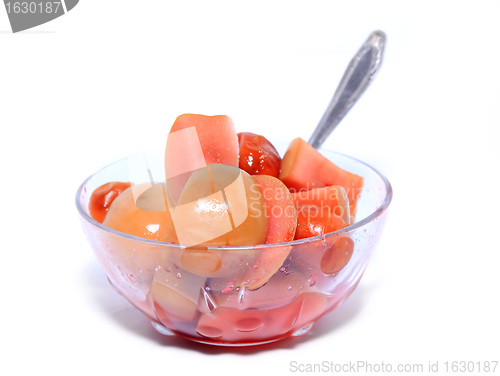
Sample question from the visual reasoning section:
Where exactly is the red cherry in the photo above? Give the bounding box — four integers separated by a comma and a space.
89, 181, 131, 223
237, 132, 281, 177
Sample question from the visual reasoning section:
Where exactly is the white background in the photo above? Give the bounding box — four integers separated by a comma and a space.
1, 1, 499, 375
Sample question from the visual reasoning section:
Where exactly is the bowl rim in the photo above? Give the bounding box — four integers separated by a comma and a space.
75, 149, 392, 251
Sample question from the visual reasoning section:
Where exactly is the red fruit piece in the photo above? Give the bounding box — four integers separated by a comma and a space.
295, 205, 348, 240
320, 237, 354, 275
292, 185, 351, 240
89, 181, 131, 223
237, 132, 281, 177
291, 185, 351, 225
280, 138, 363, 218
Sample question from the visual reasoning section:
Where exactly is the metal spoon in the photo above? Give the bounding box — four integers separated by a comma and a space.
308, 30, 386, 149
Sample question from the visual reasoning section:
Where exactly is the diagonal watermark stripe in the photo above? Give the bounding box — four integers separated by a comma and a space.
64, 0, 78, 12
3, 0, 79, 33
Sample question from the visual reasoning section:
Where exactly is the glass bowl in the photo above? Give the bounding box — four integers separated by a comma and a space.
76, 147, 392, 346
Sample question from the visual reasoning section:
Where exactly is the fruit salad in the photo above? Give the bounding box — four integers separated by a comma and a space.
87, 113, 366, 345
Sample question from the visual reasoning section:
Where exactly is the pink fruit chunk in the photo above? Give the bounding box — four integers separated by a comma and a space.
148, 266, 206, 323
165, 114, 239, 204
168, 164, 268, 248
168, 114, 239, 166
292, 235, 355, 277
103, 183, 174, 242
242, 175, 297, 290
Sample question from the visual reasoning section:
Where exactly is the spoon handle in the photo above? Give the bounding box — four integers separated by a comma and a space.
308, 30, 386, 149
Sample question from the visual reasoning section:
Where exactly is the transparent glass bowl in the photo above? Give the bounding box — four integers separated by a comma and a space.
76, 148, 392, 346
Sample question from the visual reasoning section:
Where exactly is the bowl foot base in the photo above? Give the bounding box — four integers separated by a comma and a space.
291, 322, 314, 337
150, 321, 315, 346
151, 321, 175, 336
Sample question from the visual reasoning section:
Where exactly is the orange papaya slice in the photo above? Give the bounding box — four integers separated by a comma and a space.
279, 138, 363, 217
291, 185, 351, 225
